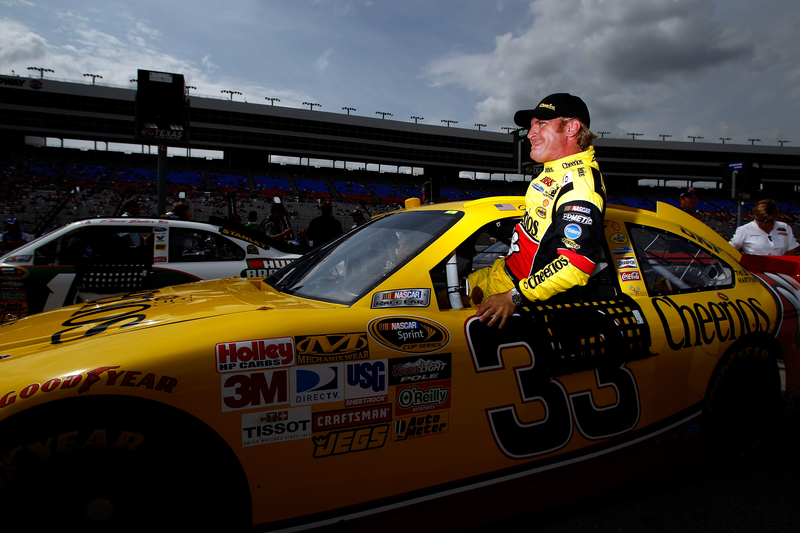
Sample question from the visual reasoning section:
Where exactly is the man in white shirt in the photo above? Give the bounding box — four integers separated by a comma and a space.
729, 199, 799, 256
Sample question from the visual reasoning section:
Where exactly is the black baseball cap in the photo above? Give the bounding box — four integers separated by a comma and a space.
514, 93, 591, 129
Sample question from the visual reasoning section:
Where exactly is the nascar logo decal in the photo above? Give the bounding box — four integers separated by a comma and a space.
368, 316, 450, 353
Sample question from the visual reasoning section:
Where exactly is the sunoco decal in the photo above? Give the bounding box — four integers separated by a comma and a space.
368, 316, 450, 353
371, 289, 430, 309
241, 407, 312, 447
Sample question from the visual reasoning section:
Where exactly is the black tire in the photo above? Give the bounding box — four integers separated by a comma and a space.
702, 335, 783, 461
0, 397, 250, 531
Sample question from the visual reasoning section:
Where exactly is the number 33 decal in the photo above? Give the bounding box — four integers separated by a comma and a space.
467, 316, 640, 459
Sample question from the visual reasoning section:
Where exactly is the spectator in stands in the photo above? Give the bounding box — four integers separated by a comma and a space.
351, 209, 366, 229
291, 228, 311, 246
679, 187, 700, 218
163, 201, 192, 220
245, 211, 259, 230
422, 181, 440, 204
729, 199, 799, 256
121, 199, 141, 217
231, 213, 243, 225
0, 218, 30, 251
307, 202, 343, 248
261, 202, 294, 242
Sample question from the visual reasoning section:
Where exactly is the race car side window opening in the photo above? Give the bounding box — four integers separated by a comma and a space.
33, 226, 152, 266
628, 225, 734, 296
169, 228, 246, 263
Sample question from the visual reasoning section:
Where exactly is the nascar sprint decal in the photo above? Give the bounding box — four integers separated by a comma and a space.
368, 316, 449, 353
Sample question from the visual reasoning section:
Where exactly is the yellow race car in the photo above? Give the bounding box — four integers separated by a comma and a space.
0, 197, 798, 530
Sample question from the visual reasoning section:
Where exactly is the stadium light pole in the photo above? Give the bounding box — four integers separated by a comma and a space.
342, 107, 356, 115
185, 85, 197, 94
688, 135, 704, 143
779, 140, 791, 147
376, 111, 392, 119
627, 133, 642, 140
27, 67, 54, 79
410, 116, 424, 124
501, 127, 516, 133
83, 73, 102, 85
719, 137, 732, 144
442, 119, 458, 128
130, 79, 137, 83
598, 131, 611, 138
748, 138, 761, 145
475, 123, 487, 131
303, 102, 321, 111
659, 134, 672, 141
265, 97, 280, 106
221, 90, 242, 101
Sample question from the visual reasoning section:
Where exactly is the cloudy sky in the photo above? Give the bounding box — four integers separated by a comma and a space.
2, 0, 799, 147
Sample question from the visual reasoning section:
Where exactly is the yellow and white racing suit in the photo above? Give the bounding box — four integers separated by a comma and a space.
469, 146, 606, 303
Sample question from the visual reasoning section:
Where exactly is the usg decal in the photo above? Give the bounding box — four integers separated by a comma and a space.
368, 316, 450, 353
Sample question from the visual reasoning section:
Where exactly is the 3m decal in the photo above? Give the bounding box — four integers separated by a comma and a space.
0, 367, 177, 409
368, 317, 450, 353
291, 364, 343, 405
393, 412, 449, 441
312, 424, 389, 458
221, 370, 289, 412
313, 404, 392, 432
388, 354, 451, 385
345, 360, 387, 405
394, 380, 451, 416
295, 333, 370, 364
371, 289, 431, 309
241, 407, 312, 447
216, 337, 295, 373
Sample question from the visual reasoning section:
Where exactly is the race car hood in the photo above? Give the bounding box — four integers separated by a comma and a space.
0, 276, 331, 354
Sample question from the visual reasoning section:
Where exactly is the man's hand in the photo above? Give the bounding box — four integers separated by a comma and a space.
476, 289, 516, 329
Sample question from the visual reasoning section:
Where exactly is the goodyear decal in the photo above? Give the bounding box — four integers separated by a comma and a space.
368, 316, 450, 353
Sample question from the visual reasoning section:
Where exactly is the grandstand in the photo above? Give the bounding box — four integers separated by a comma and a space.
2, 74, 800, 242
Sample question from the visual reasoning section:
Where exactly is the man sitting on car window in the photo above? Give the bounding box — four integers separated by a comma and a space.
469, 93, 606, 329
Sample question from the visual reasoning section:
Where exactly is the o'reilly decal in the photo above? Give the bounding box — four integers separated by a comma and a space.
368, 316, 450, 353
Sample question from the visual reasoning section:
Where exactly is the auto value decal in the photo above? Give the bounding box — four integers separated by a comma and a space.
367, 316, 450, 353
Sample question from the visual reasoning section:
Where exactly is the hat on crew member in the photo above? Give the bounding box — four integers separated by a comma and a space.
680, 187, 698, 198
514, 93, 591, 129
5, 218, 19, 225
351, 209, 363, 217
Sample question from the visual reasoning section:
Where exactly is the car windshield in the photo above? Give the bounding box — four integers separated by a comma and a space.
266, 209, 462, 305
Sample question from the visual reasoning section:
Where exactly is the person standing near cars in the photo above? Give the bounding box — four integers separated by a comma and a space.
729, 199, 799, 256
0, 218, 30, 251
470, 93, 605, 328
679, 187, 701, 219
307, 202, 343, 248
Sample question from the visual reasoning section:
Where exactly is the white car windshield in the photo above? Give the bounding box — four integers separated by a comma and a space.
267, 210, 462, 305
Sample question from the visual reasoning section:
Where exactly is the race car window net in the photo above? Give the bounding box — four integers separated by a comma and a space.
628, 224, 734, 296
266, 210, 463, 305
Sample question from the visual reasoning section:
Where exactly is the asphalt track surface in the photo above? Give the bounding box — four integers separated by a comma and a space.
466, 413, 800, 533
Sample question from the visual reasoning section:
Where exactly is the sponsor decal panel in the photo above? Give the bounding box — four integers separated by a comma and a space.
564, 224, 582, 240
0, 290, 27, 316
368, 317, 450, 353
611, 246, 634, 255
616, 257, 637, 269
371, 289, 430, 309
388, 354, 451, 385
0, 366, 177, 409
216, 337, 295, 373
241, 407, 312, 447
312, 424, 389, 458
313, 404, 392, 432
393, 412, 449, 441
295, 332, 370, 364
610, 232, 628, 244
221, 369, 289, 412
620, 271, 642, 282
345, 360, 387, 406
291, 364, 343, 406
242, 258, 295, 278
0, 267, 28, 280
394, 379, 451, 416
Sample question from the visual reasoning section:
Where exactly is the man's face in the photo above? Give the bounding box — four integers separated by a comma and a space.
526, 117, 574, 163
680, 194, 698, 210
